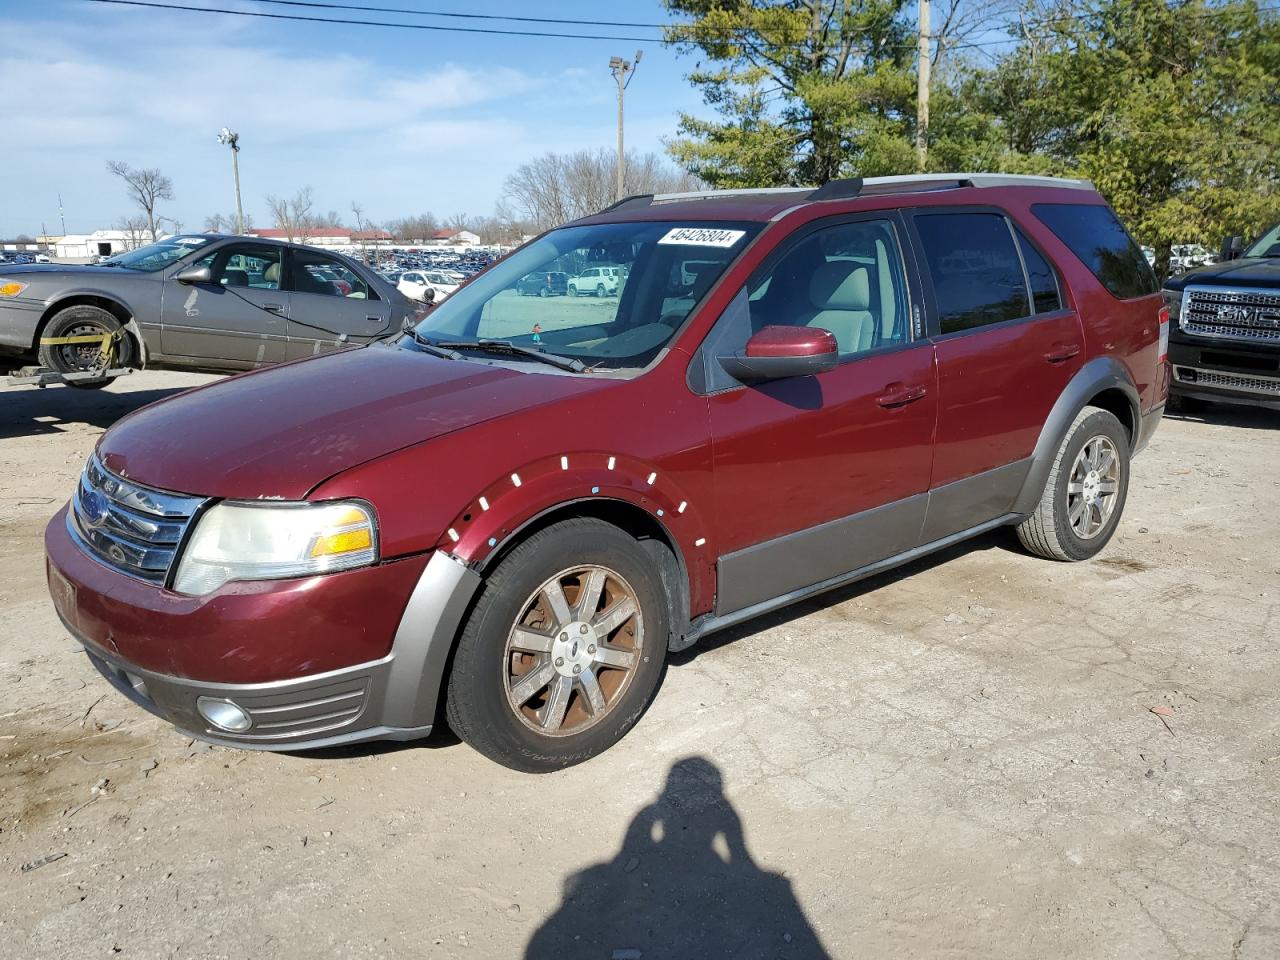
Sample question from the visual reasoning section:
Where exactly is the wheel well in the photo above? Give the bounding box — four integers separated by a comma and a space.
1086, 388, 1136, 446
34, 296, 136, 353
480, 499, 692, 649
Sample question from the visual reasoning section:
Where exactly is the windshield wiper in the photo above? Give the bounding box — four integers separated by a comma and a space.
433, 338, 586, 373
406, 329, 464, 361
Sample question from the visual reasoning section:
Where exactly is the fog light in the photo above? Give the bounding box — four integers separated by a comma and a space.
196, 696, 252, 732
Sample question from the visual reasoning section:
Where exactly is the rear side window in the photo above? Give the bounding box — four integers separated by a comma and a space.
1032, 203, 1158, 299
915, 213, 1030, 334
1016, 228, 1062, 313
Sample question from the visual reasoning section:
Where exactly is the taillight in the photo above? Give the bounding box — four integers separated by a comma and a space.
1157, 305, 1170, 362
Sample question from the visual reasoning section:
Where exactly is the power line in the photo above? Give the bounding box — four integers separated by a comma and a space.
249, 0, 671, 29
78, 0, 663, 41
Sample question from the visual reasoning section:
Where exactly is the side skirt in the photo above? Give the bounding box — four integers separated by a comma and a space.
686, 512, 1021, 645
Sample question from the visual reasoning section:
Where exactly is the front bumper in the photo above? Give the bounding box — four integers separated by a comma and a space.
1168, 337, 1280, 409
46, 505, 482, 750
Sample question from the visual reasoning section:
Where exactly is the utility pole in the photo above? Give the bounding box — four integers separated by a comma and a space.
217, 128, 246, 234
609, 50, 642, 201
916, 0, 931, 173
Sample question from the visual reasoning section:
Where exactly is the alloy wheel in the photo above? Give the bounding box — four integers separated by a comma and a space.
502, 564, 643, 737
1067, 435, 1120, 539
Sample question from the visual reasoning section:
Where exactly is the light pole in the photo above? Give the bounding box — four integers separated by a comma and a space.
217, 127, 245, 234
609, 50, 642, 201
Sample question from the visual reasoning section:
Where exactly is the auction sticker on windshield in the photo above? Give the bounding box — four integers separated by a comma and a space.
657, 227, 746, 248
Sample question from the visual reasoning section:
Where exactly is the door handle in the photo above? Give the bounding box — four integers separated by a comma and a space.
1044, 343, 1081, 363
263, 303, 285, 313
876, 383, 929, 408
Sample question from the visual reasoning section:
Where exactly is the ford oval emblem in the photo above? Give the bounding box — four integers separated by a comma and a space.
81, 489, 110, 529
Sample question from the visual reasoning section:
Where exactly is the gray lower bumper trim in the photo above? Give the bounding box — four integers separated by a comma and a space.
71, 549, 483, 752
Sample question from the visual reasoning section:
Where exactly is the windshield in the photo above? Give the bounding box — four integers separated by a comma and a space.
1244, 221, 1280, 258
104, 237, 213, 272
412, 220, 761, 371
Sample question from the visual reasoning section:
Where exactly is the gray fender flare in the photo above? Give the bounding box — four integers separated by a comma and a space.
380, 551, 482, 730
1011, 356, 1140, 515
122, 317, 148, 367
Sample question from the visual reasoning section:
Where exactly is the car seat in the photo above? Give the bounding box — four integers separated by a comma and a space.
262, 261, 281, 288
222, 267, 250, 287
803, 262, 876, 354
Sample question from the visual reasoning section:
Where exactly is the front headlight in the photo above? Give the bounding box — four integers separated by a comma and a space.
0, 279, 29, 298
173, 500, 378, 596
1162, 288, 1183, 325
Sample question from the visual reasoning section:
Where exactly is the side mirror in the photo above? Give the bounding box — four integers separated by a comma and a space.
1219, 235, 1244, 262
718, 325, 839, 382
174, 264, 213, 284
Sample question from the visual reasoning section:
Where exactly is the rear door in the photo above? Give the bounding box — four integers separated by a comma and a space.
284, 247, 393, 359
702, 214, 938, 616
159, 241, 288, 365
905, 207, 1083, 541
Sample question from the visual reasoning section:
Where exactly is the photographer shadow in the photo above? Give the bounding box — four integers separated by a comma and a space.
526, 756, 831, 959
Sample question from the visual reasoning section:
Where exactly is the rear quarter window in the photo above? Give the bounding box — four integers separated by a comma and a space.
1032, 203, 1158, 300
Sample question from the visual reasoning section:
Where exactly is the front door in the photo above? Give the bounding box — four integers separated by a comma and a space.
284, 248, 393, 360
702, 215, 937, 616
160, 242, 288, 365
906, 208, 1085, 541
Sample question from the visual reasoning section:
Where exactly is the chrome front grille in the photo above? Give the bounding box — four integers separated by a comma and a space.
1182, 285, 1280, 343
68, 455, 206, 583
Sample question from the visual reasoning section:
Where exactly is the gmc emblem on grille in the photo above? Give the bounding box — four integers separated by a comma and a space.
1216, 304, 1255, 323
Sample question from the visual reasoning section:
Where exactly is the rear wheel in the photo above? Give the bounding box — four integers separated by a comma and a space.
445, 518, 667, 772
1016, 406, 1130, 561
538, 286, 550, 298
37, 305, 136, 389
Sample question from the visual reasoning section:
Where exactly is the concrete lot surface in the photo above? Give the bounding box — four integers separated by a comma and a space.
1, 370, 1278, 959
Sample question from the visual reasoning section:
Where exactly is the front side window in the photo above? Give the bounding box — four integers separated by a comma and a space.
916, 213, 1030, 334
746, 218, 910, 356
1032, 203, 1158, 299
195, 243, 282, 289
414, 220, 761, 371
291, 250, 372, 300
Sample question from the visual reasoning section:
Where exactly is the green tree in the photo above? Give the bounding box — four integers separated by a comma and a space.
977, 0, 1280, 275
663, 0, 919, 186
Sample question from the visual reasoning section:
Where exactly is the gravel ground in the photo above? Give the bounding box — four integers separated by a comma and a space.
1, 370, 1278, 959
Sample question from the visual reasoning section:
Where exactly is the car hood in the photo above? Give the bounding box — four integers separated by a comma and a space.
97, 344, 611, 500
1168, 257, 1280, 289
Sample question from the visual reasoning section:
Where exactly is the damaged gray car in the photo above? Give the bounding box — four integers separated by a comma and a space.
0, 235, 420, 388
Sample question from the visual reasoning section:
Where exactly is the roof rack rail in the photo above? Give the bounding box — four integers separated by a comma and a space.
649, 186, 811, 205
598, 193, 654, 214
807, 178, 864, 201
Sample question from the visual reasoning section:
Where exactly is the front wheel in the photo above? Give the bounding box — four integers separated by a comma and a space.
1016, 406, 1130, 561
596, 284, 606, 298
567, 285, 578, 298
538, 287, 550, 298
445, 518, 668, 772
37, 304, 136, 388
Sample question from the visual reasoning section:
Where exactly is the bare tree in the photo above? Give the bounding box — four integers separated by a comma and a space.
116, 215, 150, 250
265, 187, 317, 243
204, 213, 227, 233
504, 149, 701, 231
385, 213, 440, 243
106, 161, 174, 240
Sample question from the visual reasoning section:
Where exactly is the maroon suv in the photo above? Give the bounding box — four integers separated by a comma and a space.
45, 174, 1169, 771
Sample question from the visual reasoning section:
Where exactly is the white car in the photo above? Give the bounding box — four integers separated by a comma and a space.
423, 271, 460, 298
567, 266, 623, 298
401, 271, 453, 300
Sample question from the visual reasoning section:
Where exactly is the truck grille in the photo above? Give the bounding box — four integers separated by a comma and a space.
1173, 366, 1280, 398
68, 455, 206, 584
1182, 286, 1280, 343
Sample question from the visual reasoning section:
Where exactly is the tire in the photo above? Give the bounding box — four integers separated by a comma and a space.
1016, 406, 1130, 562
596, 284, 606, 298
567, 285, 578, 298
37, 304, 136, 387
538, 287, 550, 298
445, 518, 668, 773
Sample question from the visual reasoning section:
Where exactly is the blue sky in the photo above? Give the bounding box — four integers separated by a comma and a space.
0, 0, 711, 236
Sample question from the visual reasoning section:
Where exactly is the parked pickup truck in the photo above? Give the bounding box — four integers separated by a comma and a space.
1163, 221, 1280, 411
